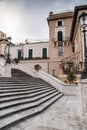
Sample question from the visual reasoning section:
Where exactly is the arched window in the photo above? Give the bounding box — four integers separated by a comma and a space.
58, 21, 62, 26
57, 31, 63, 41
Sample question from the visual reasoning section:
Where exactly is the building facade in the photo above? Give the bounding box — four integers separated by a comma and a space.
10, 41, 49, 60
70, 5, 87, 73
47, 11, 74, 80
10, 41, 49, 72
9, 5, 87, 82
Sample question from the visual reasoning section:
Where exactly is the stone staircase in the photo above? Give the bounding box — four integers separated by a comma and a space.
0, 69, 64, 130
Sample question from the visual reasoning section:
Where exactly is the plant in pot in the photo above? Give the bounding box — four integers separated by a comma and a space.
34, 64, 41, 71
13, 58, 19, 64
67, 71, 76, 84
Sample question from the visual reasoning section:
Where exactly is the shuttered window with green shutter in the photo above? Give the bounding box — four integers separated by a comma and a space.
28, 49, 33, 59
42, 48, 47, 58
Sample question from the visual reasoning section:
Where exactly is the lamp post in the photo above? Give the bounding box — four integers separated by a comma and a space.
79, 12, 87, 79
6, 36, 12, 64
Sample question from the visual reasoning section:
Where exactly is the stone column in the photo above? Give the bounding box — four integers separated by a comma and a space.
78, 80, 87, 121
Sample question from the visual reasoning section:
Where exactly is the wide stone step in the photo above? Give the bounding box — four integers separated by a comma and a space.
0, 89, 58, 110
0, 85, 52, 93
0, 69, 64, 130
0, 82, 28, 84
16, 78, 47, 84
0, 80, 19, 83
17, 81, 48, 85
0, 91, 60, 118
0, 93, 63, 130
0, 78, 44, 81
0, 84, 28, 87
0, 77, 20, 80
0, 81, 45, 84
0, 84, 51, 90
0, 83, 50, 88
13, 77, 47, 81
16, 79, 49, 83
0, 88, 55, 103
16, 78, 47, 81
0, 87, 53, 97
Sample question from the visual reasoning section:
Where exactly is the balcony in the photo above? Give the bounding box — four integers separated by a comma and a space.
52, 36, 70, 42
52, 36, 70, 47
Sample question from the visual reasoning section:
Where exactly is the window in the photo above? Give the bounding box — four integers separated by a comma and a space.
58, 45, 63, 56
28, 49, 33, 58
72, 44, 75, 53
58, 21, 62, 26
1, 33, 4, 37
18, 50, 22, 60
57, 31, 63, 41
42, 48, 47, 58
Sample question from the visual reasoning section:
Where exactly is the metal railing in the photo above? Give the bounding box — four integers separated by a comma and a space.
62, 50, 82, 63
61, 50, 83, 74
52, 36, 70, 43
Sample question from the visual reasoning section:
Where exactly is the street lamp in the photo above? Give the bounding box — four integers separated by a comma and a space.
6, 36, 12, 64
79, 12, 87, 79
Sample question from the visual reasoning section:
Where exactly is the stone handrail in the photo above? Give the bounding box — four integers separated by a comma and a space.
12, 63, 79, 96
38, 70, 78, 95
12, 63, 38, 77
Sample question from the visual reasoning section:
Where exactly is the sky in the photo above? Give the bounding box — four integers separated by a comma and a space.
0, 0, 87, 43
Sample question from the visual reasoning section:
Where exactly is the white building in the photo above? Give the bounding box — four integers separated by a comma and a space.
10, 41, 49, 60
10, 41, 49, 72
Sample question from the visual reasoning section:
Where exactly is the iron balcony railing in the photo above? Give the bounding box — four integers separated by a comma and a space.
61, 50, 82, 64
52, 36, 70, 43
61, 50, 83, 74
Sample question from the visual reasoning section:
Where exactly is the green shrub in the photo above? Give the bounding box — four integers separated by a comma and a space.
34, 64, 41, 71
13, 58, 19, 64
67, 72, 76, 84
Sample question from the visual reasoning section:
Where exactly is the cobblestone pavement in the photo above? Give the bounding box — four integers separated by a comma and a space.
7, 96, 83, 130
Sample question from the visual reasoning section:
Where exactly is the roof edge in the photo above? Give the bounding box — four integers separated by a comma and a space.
70, 5, 87, 41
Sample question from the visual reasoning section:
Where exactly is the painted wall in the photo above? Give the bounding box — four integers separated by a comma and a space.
23, 42, 49, 58
48, 16, 73, 59
72, 9, 87, 71
47, 12, 73, 77
20, 60, 49, 73
10, 41, 49, 60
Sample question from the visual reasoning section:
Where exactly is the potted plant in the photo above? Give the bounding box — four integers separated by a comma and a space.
34, 64, 41, 71
13, 58, 19, 64
67, 71, 76, 84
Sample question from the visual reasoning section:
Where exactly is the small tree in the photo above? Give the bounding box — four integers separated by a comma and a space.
67, 71, 76, 84
34, 64, 41, 71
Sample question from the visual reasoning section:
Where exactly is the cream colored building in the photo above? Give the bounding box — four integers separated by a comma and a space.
10, 41, 49, 72
10, 41, 49, 59
47, 11, 74, 80
70, 5, 87, 73
60, 5, 87, 81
